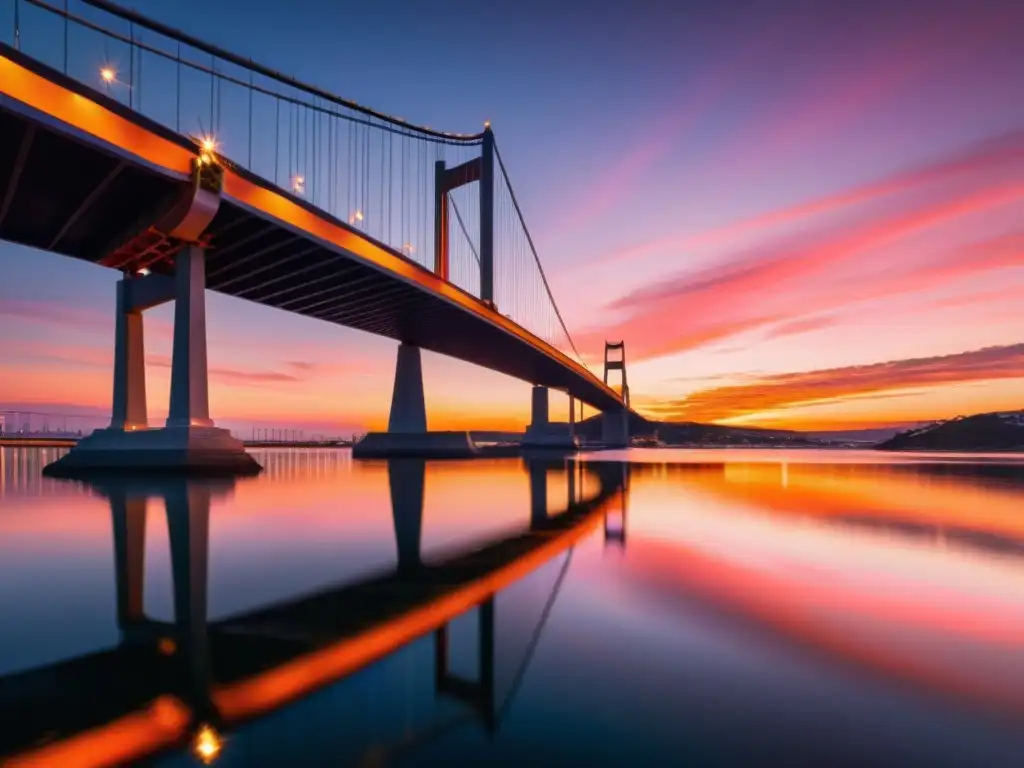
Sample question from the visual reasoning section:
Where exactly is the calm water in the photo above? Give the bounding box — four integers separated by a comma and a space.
2, 447, 1024, 766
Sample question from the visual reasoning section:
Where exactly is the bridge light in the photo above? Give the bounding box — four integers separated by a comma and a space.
349, 210, 364, 224
402, 243, 415, 255
291, 175, 305, 194
138, 268, 150, 276
100, 66, 116, 84
200, 136, 217, 153
192, 724, 222, 764
484, 120, 491, 129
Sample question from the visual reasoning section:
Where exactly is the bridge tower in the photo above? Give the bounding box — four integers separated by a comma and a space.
433, 124, 494, 305
356, 126, 497, 458
601, 341, 630, 447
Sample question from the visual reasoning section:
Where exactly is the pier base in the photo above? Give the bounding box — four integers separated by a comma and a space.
352, 431, 478, 459
601, 408, 629, 448
43, 426, 261, 477
522, 385, 579, 451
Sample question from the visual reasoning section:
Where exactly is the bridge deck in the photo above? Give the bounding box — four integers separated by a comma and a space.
0, 45, 623, 413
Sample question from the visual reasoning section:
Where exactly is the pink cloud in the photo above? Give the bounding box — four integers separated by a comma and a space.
577, 183, 1023, 362
589, 130, 1024, 271
543, 21, 795, 243
0, 297, 174, 337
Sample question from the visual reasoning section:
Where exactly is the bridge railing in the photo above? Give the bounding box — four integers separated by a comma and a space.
5, 0, 594, 378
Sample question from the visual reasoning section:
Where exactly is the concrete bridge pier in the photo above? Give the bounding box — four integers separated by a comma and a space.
521, 386, 578, 450
110, 278, 148, 431
44, 247, 260, 477
352, 343, 476, 458
601, 407, 629, 448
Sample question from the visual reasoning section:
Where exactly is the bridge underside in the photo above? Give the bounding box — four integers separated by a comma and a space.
0, 53, 624, 413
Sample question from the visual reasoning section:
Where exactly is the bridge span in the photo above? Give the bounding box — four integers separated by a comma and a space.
0, 0, 632, 473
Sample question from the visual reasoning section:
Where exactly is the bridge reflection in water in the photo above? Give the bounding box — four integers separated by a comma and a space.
0, 457, 628, 767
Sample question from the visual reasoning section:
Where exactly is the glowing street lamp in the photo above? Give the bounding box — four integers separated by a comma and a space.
291, 175, 305, 194
402, 243, 415, 255
100, 66, 116, 85
349, 210, 364, 225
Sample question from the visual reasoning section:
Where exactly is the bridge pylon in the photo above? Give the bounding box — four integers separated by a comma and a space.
432, 124, 495, 305
601, 341, 630, 447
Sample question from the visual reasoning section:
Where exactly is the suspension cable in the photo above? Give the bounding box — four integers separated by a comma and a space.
492, 139, 585, 366
449, 197, 480, 265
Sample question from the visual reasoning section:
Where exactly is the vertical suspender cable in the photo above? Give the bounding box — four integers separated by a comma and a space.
248, 66, 254, 169
175, 43, 181, 133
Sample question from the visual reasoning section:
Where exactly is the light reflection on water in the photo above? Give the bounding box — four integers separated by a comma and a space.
1, 446, 1023, 766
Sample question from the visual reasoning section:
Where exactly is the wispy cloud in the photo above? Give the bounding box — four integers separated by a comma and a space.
0, 298, 112, 331
763, 315, 838, 340
543, 22, 794, 244
0, 297, 173, 337
591, 130, 1024, 271
145, 355, 302, 386
650, 344, 1024, 423
575, 184, 1023, 362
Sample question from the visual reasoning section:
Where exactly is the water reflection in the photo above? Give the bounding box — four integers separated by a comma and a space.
0, 454, 623, 766
1, 449, 1024, 766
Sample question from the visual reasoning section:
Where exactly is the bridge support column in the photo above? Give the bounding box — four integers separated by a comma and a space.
110, 278, 148, 431
167, 246, 212, 428
522, 386, 578, 451
353, 344, 476, 458
388, 343, 427, 433
601, 408, 629, 448
43, 247, 260, 477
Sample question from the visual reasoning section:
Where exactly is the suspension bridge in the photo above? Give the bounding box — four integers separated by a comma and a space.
0, 0, 632, 475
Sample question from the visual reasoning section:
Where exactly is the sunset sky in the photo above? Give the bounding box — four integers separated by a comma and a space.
1, 0, 1022, 435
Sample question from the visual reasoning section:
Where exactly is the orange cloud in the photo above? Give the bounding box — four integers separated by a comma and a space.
650, 343, 1024, 424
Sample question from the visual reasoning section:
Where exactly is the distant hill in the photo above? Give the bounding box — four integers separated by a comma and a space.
798, 426, 920, 443
876, 411, 1024, 452
573, 412, 826, 447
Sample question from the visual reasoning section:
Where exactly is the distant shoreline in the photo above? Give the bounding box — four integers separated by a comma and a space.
0, 437, 78, 447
